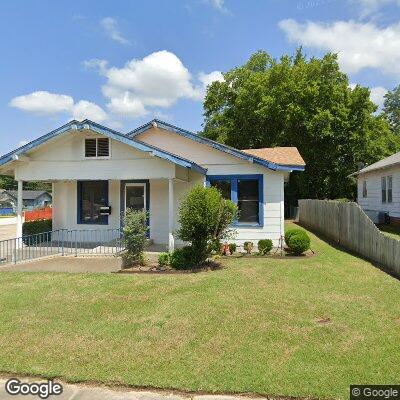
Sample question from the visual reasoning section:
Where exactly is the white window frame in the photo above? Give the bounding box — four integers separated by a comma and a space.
381, 176, 393, 204
83, 137, 111, 160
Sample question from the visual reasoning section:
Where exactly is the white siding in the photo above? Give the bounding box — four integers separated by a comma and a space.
136, 127, 286, 246
357, 165, 400, 218
14, 130, 176, 181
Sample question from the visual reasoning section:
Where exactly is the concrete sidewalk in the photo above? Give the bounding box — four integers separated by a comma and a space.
0, 378, 262, 400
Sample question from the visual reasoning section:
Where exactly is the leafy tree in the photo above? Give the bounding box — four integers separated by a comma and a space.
202, 50, 400, 200
383, 84, 400, 134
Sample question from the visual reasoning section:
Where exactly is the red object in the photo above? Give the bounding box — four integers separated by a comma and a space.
24, 207, 52, 222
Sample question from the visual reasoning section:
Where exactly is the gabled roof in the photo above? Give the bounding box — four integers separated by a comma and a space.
0, 120, 207, 174
353, 151, 400, 175
6, 190, 51, 200
128, 119, 305, 172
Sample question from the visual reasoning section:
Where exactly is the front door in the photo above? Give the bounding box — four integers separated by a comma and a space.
125, 183, 146, 214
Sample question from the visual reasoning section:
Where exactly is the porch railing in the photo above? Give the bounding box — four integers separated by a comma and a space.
0, 228, 124, 265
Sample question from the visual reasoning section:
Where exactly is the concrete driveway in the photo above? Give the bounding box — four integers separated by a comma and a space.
0, 223, 16, 241
0, 255, 121, 273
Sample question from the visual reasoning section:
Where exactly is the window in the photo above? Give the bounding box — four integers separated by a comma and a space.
362, 180, 368, 198
85, 138, 109, 158
381, 176, 393, 203
210, 179, 231, 200
78, 181, 108, 224
207, 175, 263, 226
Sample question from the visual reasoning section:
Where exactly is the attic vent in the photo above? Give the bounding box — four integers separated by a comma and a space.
85, 138, 109, 158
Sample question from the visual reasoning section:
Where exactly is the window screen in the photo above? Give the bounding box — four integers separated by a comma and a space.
210, 180, 231, 200
381, 177, 387, 203
388, 176, 393, 203
237, 179, 259, 223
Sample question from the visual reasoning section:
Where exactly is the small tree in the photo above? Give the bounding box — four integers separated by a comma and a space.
122, 209, 148, 266
177, 185, 238, 265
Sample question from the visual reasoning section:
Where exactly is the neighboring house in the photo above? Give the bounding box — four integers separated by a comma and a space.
0, 189, 52, 212
0, 119, 305, 248
353, 151, 400, 225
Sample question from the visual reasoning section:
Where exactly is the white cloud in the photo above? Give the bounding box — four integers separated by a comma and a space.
10, 91, 108, 123
100, 17, 131, 46
85, 50, 223, 118
72, 100, 108, 122
9, 91, 74, 115
279, 19, 400, 76
369, 86, 388, 108
199, 71, 224, 87
351, 0, 400, 17
205, 0, 229, 13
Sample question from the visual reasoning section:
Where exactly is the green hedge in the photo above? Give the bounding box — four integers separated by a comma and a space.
22, 219, 52, 244
286, 231, 310, 255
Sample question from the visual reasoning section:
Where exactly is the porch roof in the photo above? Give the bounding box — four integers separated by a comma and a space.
0, 120, 207, 175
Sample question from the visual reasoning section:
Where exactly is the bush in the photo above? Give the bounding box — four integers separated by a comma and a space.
284, 228, 305, 244
243, 241, 254, 254
229, 243, 237, 254
287, 231, 311, 255
258, 239, 273, 255
158, 252, 170, 268
22, 219, 52, 244
122, 209, 148, 266
177, 185, 238, 265
170, 246, 195, 270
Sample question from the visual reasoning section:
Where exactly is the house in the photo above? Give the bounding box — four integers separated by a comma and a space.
0, 119, 305, 249
0, 189, 52, 211
353, 151, 400, 225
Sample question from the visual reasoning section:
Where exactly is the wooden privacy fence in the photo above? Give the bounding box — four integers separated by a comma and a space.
299, 199, 400, 276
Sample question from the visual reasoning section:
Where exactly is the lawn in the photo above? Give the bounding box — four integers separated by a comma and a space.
0, 222, 399, 399
379, 224, 400, 240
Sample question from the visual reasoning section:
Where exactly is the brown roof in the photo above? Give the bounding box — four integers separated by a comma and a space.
242, 147, 305, 167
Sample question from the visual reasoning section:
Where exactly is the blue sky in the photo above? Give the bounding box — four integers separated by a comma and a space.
0, 0, 399, 154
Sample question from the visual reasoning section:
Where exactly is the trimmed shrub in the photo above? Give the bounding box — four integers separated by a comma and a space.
287, 231, 311, 255
158, 252, 170, 268
22, 219, 52, 244
122, 209, 148, 266
170, 246, 195, 270
284, 228, 305, 244
243, 241, 254, 254
177, 185, 238, 265
229, 243, 237, 254
258, 239, 273, 255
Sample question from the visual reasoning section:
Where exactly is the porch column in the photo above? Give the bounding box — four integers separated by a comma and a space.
168, 178, 175, 252
16, 180, 23, 238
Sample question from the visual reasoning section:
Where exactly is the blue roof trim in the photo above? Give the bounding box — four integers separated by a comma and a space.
0, 119, 207, 175
127, 119, 304, 172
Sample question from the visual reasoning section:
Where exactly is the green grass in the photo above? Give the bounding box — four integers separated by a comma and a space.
379, 224, 400, 240
0, 222, 399, 399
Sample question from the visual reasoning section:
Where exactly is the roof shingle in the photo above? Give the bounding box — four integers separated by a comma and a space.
243, 147, 305, 167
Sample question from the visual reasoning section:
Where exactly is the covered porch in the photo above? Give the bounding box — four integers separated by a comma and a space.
14, 173, 204, 252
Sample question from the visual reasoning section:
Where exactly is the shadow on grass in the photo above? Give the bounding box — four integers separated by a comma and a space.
291, 220, 400, 281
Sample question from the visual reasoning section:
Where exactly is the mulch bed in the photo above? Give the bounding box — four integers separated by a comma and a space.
222, 249, 315, 259
115, 261, 223, 274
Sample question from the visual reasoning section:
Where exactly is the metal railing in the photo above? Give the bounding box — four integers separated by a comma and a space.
0, 228, 124, 265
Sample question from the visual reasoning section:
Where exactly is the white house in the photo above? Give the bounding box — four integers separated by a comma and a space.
354, 151, 400, 225
0, 119, 305, 249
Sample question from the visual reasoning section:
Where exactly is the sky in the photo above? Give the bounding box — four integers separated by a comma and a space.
0, 0, 399, 154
